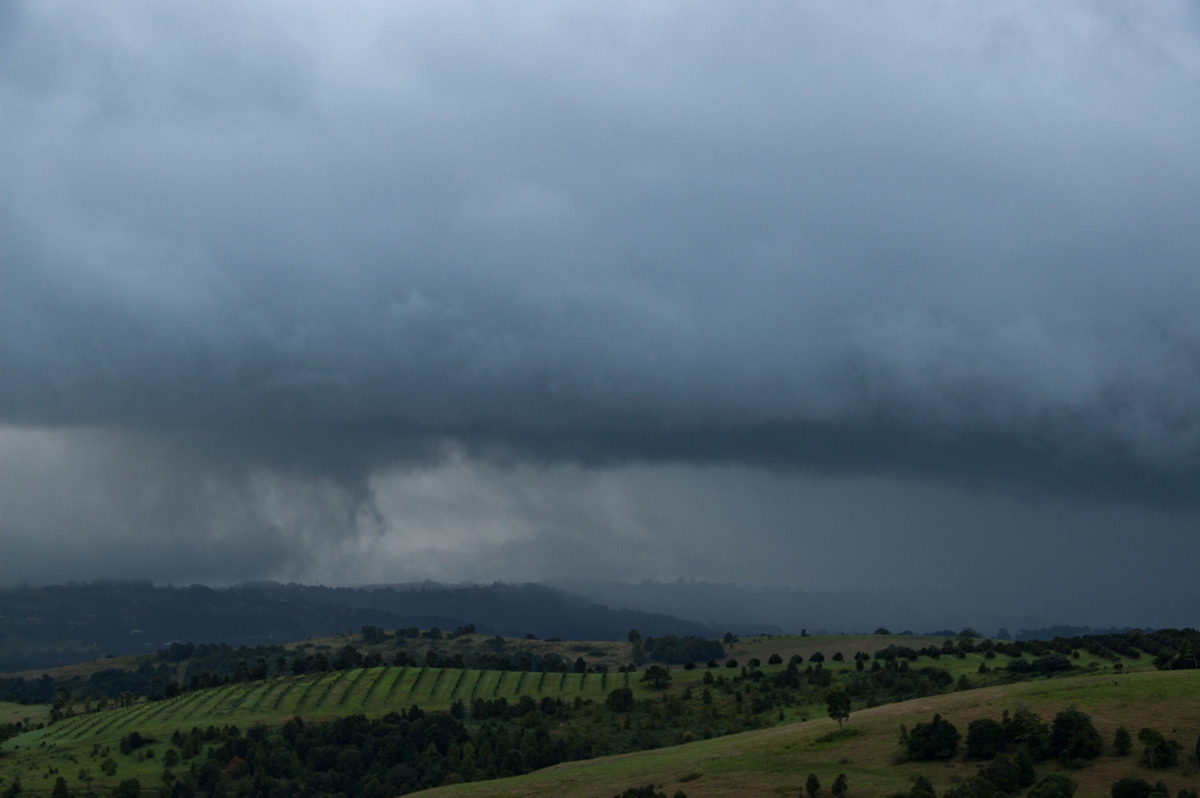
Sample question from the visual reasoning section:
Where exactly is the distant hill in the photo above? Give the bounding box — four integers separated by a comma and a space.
0, 581, 756, 672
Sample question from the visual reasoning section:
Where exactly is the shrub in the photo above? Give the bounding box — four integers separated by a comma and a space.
1138, 728, 1181, 769
1111, 777, 1153, 798
909, 715, 960, 761
980, 754, 1023, 794
605, 687, 634, 713
1049, 708, 1103, 765
1113, 726, 1132, 756
1028, 773, 1076, 798
943, 777, 1007, 798
966, 719, 1005, 759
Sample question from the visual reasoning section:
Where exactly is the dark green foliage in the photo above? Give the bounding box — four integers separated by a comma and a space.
109, 779, 140, 798
943, 777, 1007, 798
980, 754, 1023, 794
1139, 728, 1182, 769
823, 688, 851, 730
1049, 708, 1102, 765
908, 714, 960, 760
609, 782, 676, 796
807, 773, 822, 798
1015, 747, 1036, 788
2, 777, 19, 798
50, 778, 70, 798
909, 774, 937, 798
966, 718, 1006, 759
1111, 777, 1154, 798
1028, 773, 1076, 798
640, 635, 723, 664
640, 665, 672, 689
1113, 726, 1132, 756
1002, 709, 1050, 760
832, 773, 848, 798
1006, 654, 1073, 676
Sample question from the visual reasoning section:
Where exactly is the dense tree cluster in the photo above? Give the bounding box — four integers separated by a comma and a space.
638, 636, 725, 665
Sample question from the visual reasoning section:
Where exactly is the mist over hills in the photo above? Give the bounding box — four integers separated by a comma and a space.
3, 577, 1168, 675
0, 581, 767, 672
549, 579, 1099, 638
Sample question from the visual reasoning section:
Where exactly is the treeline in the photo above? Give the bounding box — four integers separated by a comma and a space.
874, 628, 1200, 672
893, 706, 1200, 798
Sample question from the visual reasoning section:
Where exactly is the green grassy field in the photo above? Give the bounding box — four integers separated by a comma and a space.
0, 662, 655, 795
0, 634, 1185, 797
413, 669, 1200, 798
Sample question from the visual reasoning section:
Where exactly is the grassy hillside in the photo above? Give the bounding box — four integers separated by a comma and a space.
1, 632, 1191, 797
0, 664, 664, 794
413, 670, 1200, 798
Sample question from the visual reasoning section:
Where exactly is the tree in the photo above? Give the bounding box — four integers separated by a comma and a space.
806, 773, 821, 798
1028, 774, 1076, 798
943, 777, 1006, 798
832, 774, 848, 798
640, 665, 672, 689
823, 688, 851, 731
1113, 727, 1132, 756
966, 719, 1005, 759
1002, 709, 1049, 761
1111, 777, 1153, 798
1138, 728, 1181, 769
1049, 708, 1102, 765
111, 779, 141, 798
909, 775, 937, 798
604, 686, 633, 710
909, 714, 960, 761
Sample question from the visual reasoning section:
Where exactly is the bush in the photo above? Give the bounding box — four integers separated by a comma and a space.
943, 777, 1007, 798
1113, 726, 1132, 756
966, 718, 1006, 759
605, 687, 634, 713
1002, 709, 1050, 761
1049, 708, 1103, 765
1028, 773, 1076, 798
909, 715, 960, 761
1138, 728, 1182, 769
980, 754, 1022, 795
1111, 777, 1153, 798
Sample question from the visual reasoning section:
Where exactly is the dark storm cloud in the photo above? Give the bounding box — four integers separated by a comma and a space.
3, 0, 1200, 588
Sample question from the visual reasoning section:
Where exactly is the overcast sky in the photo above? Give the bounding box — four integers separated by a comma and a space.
3, 2, 1198, 630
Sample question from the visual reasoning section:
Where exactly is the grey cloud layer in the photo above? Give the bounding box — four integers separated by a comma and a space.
4, 2, 1200, 497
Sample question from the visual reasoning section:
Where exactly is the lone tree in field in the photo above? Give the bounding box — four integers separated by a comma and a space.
640, 664, 672, 689
806, 773, 821, 798
823, 688, 851, 731
832, 774, 848, 798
